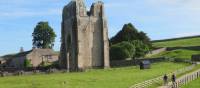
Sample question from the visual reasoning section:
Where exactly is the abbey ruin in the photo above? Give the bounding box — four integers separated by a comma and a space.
59, 0, 110, 71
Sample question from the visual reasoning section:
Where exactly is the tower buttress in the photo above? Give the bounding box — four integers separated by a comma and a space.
75, 0, 87, 16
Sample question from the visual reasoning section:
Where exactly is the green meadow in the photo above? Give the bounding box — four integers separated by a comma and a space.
153, 37, 200, 48
0, 62, 189, 88
182, 78, 200, 88
150, 37, 200, 60
148, 49, 200, 61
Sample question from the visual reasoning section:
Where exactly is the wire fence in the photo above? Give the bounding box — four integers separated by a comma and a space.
167, 68, 200, 88
129, 64, 196, 88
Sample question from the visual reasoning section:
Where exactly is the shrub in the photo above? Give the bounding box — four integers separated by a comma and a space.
110, 45, 129, 60
110, 40, 151, 60
116, 41, 135, 57
110, 23, 152, 49
24, 59, 31, 68
131, 40, 150, 58
40, 61, 52, 67
109, 23, 152, 59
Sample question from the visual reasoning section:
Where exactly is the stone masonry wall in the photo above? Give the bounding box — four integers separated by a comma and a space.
60, 0, 110, 71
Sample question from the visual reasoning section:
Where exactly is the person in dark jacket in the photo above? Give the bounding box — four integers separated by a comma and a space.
171, 73, 176, 88
163, 74, 168, 86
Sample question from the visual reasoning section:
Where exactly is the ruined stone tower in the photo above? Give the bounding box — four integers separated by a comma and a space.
59, 0, 110, 71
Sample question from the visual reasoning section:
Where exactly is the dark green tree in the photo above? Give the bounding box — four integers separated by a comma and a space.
138, 31, 152, 48
116, 41, 135, 57
110, 23, 151, 48
110, 45, 129, 60
110, 23, 152, 59
110, 23, 138, 45
131, 40, 150, 58
32, 22, 56, 49
110, 41, 135, 60
110, 23, 139, 45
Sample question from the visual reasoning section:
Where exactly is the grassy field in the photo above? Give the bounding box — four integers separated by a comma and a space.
148, 49, 200, 61
149, 37, 200, 60
0, 62, 189, 88
181, 78, 200, 88
153, 37, 200, 48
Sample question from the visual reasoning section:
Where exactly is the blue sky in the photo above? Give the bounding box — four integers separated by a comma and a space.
0, 0, 200, 56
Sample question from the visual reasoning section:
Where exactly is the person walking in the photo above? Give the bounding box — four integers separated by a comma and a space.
163, 74, 168, 86
172, 73, 177, 88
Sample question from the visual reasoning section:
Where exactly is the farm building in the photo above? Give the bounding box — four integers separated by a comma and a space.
0, 58, 6, 67
1, 49, 59, 69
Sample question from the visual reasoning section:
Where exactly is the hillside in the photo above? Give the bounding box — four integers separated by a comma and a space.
152, 35, 200, 42
153, 36, 200, 47
149, 36, 200, 61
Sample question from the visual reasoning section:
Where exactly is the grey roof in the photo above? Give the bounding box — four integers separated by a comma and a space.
31, 49, 58, 56
0, 57, 4, 60
1, 49, 58, 61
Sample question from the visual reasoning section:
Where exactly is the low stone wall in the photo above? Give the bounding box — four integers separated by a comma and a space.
0, 67, 19, 73
135, 58, 167, 65
192, 54, 200, 62
0, 66, 61, 72
0, 68, 67, 77
110, 58, 166, 67
146, 48, 167, 57
110, 60, 136, 67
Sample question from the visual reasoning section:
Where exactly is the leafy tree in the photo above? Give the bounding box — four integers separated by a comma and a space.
110, 45, 129, 60
32, 22, 56, 49
110, 41, 135, 60
110, 23, 152, 59
138, 31, 152, 48
132, 40, 150, 58
110, 23, 139, 45
116, 41, 135, 57
110, 23, 151, 48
